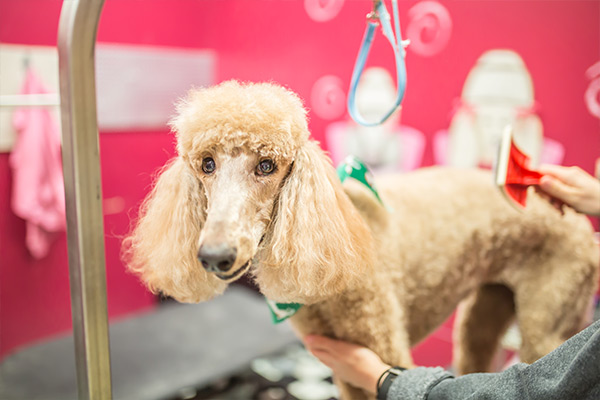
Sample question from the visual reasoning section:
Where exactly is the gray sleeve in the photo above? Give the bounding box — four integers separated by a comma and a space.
387, 320, 600, 400
387, 367, 453, 400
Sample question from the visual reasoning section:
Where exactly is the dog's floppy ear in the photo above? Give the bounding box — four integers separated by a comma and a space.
123, 158, 227, 302
256, 141, 374, 304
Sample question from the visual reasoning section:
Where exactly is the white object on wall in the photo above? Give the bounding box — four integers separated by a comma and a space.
585, 60, 600, 120
95, 43, 215, 132
0, 43, 216, 152
0, 44, 60, 152
406, 0, 453, 57
447, 49, 544, 168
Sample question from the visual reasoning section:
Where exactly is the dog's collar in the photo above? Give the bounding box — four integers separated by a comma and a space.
266, 299, 303, 323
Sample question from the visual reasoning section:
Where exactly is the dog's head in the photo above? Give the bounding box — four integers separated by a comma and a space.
124, 81, 374, 304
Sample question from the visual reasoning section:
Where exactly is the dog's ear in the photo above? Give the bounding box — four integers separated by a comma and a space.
256, 141, 374, 304
123, 158, 227, 302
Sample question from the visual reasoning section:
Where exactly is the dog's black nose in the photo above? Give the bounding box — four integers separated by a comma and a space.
197, 244, 237, 273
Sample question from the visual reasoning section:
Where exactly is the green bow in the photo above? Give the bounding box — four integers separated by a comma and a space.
336, 155, 385, 206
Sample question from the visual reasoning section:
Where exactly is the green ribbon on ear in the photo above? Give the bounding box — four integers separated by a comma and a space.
266, 155, 384, 324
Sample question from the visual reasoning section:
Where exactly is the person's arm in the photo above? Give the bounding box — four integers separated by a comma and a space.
304, 320, 600, 400
304, 335, 452, 398
537, 164, 600, 216
423, 319, 600, 400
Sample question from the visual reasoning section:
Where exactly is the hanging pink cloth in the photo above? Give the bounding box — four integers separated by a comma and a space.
9, 68, 66, 259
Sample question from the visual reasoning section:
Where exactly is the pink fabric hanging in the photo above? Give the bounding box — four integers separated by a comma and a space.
9, 68, 65, 259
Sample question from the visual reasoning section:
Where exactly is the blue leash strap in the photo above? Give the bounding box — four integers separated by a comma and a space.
348, 0, 407, 127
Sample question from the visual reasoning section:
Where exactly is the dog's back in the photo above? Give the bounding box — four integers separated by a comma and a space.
344, 166, 599, 369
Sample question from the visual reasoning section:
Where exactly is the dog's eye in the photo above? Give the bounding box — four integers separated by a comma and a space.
201, 157, 216, 174
257, 159, 275, 176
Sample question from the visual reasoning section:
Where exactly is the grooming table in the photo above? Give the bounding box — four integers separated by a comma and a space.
0, 286, 298, 400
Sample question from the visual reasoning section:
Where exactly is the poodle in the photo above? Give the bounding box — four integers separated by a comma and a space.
124, 80, 599, 400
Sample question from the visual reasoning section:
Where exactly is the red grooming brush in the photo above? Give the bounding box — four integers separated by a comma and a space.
495, 126, 543, 210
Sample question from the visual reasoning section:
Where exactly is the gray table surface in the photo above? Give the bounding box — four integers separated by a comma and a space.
0, 286, 298, 400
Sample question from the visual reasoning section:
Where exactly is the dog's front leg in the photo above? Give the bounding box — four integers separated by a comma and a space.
337, 380, 374, 400
336, 310, 414, 400
295, 287, 413, 399
335, 320, 413, 399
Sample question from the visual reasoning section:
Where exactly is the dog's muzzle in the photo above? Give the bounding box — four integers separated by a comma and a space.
197, 244, 250, 281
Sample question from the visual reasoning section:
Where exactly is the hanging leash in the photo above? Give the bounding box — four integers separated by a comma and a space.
348, 0, 408, 127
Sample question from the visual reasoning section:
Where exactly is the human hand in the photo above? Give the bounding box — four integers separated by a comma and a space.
537, 164, 600, 216
304, 335, 391, 394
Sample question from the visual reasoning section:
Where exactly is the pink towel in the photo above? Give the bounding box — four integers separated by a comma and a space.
9, 69, 66, 259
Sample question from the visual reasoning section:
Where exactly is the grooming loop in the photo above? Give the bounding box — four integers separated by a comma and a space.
348, 0, 408, 127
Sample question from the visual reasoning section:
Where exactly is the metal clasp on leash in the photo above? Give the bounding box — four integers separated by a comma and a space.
348, 0, 408, 127
366, 0, 382, 23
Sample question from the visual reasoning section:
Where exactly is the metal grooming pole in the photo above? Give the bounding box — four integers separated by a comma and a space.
57, 1, 112, 399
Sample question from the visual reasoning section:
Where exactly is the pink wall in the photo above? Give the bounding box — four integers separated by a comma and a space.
1, 0, 598, 359
0, 132, 164, 358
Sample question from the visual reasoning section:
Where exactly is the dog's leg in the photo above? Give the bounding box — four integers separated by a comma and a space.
514, 268, 596, 364
326, 289, 414, 400
453, 284, 516, 374
334, 337, 411, 400
328, 329, 413, 400
336, 380, 375, 400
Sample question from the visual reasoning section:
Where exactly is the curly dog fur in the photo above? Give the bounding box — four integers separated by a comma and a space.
124, 81, 599, 399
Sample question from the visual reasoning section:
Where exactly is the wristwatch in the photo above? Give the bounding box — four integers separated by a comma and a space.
376, 366, 406, 400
